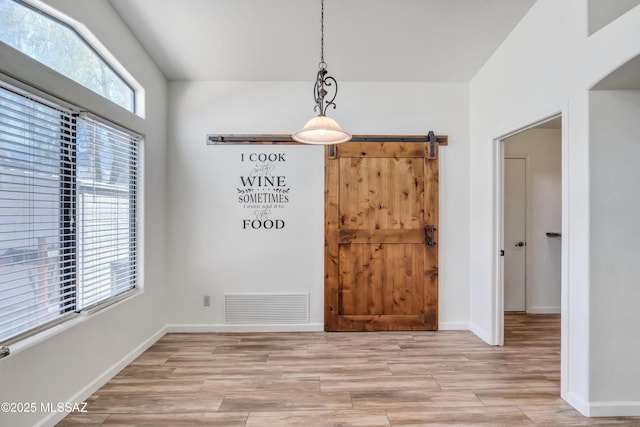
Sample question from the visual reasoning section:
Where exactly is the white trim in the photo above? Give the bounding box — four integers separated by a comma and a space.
566, 391, 591, 416
438, 322, 469, 330
79, 289, 140, 315
0, 44, 145, 134
492, 110, 564, 344
469, 322, 494, 345
0, 69, 79, 112
4, 290, 145, 359
165, 323, 324, 333
588, 401, 640, 417
137, 138, 145, 293
168, 322, 469, 333
559, 107, 571, 403
78, 111, 143, 139
527, 306, 561, 314
492, 107, 576, 410
35, 325, 166, 427
493, 137, 505, 346
560, 393, 640, 417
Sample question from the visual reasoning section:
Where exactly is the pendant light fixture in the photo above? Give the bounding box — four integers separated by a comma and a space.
292, 0, 351, 145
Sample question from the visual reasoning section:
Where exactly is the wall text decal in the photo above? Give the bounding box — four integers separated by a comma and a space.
238, 152, 290, 230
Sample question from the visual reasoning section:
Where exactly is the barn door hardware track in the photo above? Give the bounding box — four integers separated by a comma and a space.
207, 133, 448, 146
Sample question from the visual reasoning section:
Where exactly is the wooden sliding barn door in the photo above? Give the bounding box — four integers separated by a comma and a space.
325, 140, 439, 331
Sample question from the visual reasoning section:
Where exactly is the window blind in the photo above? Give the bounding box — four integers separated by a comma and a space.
0, 80, 141, 346
76, 116, 138, 310
0, 84, 76, 342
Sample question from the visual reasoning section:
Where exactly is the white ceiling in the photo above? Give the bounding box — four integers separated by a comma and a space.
108, 0, 536, 82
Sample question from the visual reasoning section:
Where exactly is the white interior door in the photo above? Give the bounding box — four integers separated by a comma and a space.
504, 158, 526, 311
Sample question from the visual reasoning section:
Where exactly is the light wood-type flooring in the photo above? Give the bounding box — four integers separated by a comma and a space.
58, 314, 640, 426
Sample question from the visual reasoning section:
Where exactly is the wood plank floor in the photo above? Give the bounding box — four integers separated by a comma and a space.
58, 314, 640, 426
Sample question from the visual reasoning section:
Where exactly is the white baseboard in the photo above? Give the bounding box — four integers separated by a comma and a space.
167, 323, 468, 333
527, 306, 561, 314
165, 323, 324, 333
469, 322, 493, 344
588, 401, 640, 417
566, 391, 590, 416
565, 391, 640, 417
37, 326, 167, 427
438, 321, 469, 330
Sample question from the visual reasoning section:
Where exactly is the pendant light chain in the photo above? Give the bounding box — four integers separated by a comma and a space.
315, 0, 336, 116
320, 0, 325, 67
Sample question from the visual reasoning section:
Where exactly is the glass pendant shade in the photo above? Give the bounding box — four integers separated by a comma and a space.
292, 114, 351, 145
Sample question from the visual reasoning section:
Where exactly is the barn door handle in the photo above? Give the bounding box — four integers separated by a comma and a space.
425, 225, 437, 247
428, 131, 436, 158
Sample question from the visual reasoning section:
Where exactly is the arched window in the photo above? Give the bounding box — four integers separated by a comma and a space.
0, 0, 136, 112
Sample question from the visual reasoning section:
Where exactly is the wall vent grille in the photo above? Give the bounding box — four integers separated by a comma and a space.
224, 293, 309, 324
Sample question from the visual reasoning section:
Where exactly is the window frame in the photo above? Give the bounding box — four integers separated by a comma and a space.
0, 76, 143, 349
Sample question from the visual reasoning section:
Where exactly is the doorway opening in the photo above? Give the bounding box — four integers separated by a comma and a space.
495, 113, 564, 346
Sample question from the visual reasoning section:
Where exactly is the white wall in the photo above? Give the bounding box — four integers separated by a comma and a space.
2, 0, 639, 423
0, 1, 168, 426
167, 81, 471, 331
469, 0, 640, 416
588, 0, 640, 34
589, 90, 640, 405
505, 129, 562, 313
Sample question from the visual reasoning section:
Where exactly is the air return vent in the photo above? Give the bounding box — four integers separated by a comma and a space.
224, 293, 309, 324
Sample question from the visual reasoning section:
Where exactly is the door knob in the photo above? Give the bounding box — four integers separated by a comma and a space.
515, 241, 526, 247
424, 225, 436, 247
